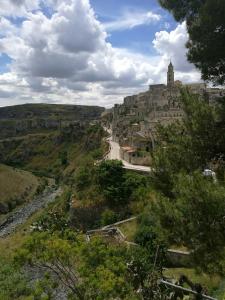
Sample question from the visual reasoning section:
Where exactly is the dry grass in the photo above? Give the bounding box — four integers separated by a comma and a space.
0, 164, 39, 204
164, 268, 222, 296
118, 219, 138, 242
0, 208, 44, 258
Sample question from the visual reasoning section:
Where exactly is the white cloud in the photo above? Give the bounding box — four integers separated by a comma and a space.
0, 0, 201, 108
104, 10, 161, 32
0, 0, 39, 17
153, 22, 201, 82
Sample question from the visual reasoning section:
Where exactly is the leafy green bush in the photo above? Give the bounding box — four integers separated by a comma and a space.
100, 209, 118, 226
0, 257, 30, 299
95, 160, 148, 206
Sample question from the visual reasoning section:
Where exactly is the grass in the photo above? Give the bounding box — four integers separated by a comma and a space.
0, 164, 39, 215
118, 218, 138, 242
0, 124, 106, 181
164, 268, 223, 296
0, 208, 44, 258
213, 278, 225, 299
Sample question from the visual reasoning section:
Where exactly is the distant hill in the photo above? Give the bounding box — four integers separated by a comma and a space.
0, 103, 105, 139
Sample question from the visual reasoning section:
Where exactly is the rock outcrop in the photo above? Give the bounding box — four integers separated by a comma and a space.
0, 103, 105, 139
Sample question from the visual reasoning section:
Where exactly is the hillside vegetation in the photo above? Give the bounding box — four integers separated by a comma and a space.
0, 122, 107, 180
0, 164, 39, 214
0, 96, 225, 299
0, 103, 104, 139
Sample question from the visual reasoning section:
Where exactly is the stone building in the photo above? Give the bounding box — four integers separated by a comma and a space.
112, 62, 225, 166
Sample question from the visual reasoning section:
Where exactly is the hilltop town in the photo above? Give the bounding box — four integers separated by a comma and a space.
110, 62, 225, 166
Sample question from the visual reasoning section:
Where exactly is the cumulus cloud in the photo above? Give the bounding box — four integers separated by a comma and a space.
0, 0, 39, 16
0, 0, 201, 108
55, 0, 106, 53
104, 10, 161, 32
153, 22, 201, 81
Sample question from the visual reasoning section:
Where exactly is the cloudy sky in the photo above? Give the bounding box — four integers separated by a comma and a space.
0, 0, 201, 108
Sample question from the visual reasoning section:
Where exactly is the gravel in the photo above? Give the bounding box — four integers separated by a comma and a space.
0, 186, 62, 237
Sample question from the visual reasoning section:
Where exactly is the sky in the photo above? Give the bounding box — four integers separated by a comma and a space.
0, 0, 201, 108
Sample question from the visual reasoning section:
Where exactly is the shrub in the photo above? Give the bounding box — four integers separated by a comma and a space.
100, 209, 118, 226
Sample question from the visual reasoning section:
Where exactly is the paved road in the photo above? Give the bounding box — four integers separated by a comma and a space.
106, 135, 151, 173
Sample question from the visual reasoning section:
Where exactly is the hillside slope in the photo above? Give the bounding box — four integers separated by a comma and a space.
0, 123, 107, 180
0, 103, 105, 139
0, 164, 40, 214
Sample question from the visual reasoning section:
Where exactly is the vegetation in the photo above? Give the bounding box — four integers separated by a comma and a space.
72, 159, 150, 230
96, 160, 147, 205
1, 91, 225, 298
0, 103, 104, 139
0, 164, 40, 215
159, 0, 225, 85
0, 123, 106, 181
145, 89, 225, 275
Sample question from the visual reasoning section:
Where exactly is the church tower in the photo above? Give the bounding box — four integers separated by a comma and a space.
167, 61, 174, 88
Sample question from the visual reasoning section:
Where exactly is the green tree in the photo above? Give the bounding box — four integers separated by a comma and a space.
16, 233, 140, 299
95, 160, 126, 204
151, 172, 225, 274
78, 238, 135, 299
96, 160, 148, 205
159, 0, 225, 85
127, 246, 169, 299
152, 89, 225, 194
16, 232, 84, 300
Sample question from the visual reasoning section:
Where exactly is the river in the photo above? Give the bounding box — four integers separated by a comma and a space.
0, 186, 62, 238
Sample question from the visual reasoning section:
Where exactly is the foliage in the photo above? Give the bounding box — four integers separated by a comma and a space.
95, 160, 147, 205
0, 163, 39, 214
16, 232, 147, 299
126, 246, 168, 299
147, 90, 225, 275
59, 151, 68, 166
0, 257, 30, 300
159, 0, 225, 85
84, 124, 106, 152
152, 89, 225, 194
16, 232, 84, 300
0, 123, 106, 182
74, 164, 95, 193
32, 188, 72, 235
174, 172, 225, 274
32, 211, 69, 235
151, 171, 225, 274
135, 213, 167, 270
78, 238, 135, 299
100, 209, 118, 226
95, 160, 125, 204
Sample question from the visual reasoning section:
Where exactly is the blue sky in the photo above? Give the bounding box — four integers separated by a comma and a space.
91, 0, 177, 55
0, 0, 200, 107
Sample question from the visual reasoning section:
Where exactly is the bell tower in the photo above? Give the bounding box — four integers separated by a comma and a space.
167, 61, 174, 88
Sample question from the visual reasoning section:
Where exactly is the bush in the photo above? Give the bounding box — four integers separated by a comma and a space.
100, 209, 118, 226
95, 160, 148, 205
0, 257, 30, 299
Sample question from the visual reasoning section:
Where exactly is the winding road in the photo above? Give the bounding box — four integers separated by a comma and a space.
105, 129, 151, 173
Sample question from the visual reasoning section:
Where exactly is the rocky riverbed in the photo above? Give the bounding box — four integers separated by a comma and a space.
0, 185, 62, 237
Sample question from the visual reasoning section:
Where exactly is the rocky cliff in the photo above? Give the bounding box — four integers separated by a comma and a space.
0, 103, 105, 139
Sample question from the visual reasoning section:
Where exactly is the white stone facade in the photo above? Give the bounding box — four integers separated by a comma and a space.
112, 63, 225, 166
